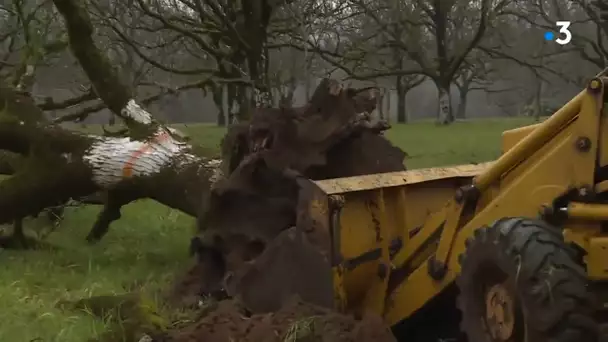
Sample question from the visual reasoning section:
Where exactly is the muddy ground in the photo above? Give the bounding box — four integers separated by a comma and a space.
161, 80, 406, 341
158, 299, 396, 342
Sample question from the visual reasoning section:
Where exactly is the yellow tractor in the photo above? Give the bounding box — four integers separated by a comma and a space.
284, 71, 608, 341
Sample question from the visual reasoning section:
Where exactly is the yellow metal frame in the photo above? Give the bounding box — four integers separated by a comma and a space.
301, 70, 608, 326
385, 74, 605, 324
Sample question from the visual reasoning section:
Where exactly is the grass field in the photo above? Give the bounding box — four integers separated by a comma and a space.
0, 117, 539, 341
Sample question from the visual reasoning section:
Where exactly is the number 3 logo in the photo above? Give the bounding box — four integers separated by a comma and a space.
556, 21, 572, 45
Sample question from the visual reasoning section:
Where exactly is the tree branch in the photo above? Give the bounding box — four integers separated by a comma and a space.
52, 0, 156, 133
37, 87, 98, 111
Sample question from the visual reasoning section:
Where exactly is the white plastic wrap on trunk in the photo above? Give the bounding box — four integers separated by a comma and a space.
84, 101, 222, 188
121, 99, 153, 124
83, 129, 210, 188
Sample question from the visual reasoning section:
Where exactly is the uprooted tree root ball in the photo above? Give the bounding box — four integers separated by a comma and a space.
163, 79, 407, 340
157, 299, 397, 342
173, 79, 407, 313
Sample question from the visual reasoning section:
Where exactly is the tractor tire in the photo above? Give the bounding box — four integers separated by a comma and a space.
456, 217, 598, 342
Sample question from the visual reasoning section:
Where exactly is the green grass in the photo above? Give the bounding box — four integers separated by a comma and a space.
384, 117, 539, 168
0, 117, 539, 341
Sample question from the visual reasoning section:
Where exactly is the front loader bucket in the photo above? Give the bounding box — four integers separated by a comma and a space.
225, 163, 491, 317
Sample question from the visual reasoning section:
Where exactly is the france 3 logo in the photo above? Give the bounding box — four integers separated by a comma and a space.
543, 21, 572, 45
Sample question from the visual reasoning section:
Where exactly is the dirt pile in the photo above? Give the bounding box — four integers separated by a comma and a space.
161, 298, 396, 342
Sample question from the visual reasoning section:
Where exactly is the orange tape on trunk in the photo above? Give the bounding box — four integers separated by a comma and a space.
122, 131, 171, 178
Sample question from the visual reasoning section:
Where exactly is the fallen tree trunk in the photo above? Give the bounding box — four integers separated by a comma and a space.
0, 84, 221, 242
0, 0, 227, 243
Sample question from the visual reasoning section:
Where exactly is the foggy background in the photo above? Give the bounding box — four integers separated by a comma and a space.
1, 0, 603, 125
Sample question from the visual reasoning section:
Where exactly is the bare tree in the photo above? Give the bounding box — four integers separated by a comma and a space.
452, 52, 498, 119
346, 0, 510, 124
0, 0, 69, 88
288, 0, 514, 124
96, 0, 309, 123
489, 1, 597, 79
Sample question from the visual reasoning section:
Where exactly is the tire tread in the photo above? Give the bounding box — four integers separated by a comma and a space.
456, 217, 597, 342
